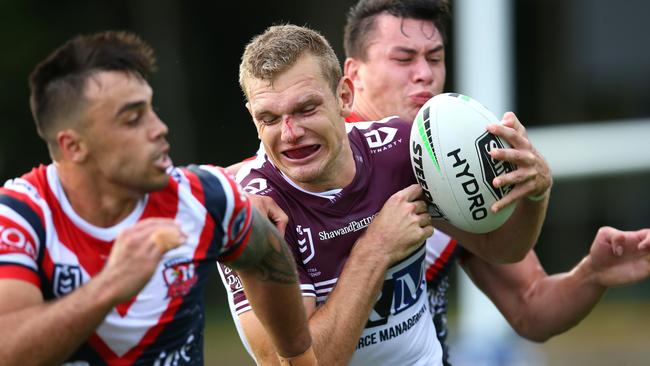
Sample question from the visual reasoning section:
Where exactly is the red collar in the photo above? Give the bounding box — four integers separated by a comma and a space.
345, 111, 367, 123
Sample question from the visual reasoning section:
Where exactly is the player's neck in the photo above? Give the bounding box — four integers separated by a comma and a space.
352, 96, 382, 122
55, 162, 142, 228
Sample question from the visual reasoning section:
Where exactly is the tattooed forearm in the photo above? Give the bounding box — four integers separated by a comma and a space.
230, 208, 298, 284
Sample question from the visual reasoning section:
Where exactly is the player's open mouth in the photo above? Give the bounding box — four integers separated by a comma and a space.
282, 145, 321, 160
153, 153, 172, 170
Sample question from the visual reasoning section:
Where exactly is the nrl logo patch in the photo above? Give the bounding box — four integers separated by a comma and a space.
53, 264, 82, 297
296, 225, 315, 264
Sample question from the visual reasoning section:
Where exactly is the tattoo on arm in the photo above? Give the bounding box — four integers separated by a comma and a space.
229, 208, 298, 284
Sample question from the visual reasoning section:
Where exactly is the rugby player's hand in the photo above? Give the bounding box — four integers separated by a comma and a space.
487, 112, 552, 212
588, 226, 650, 287
364, 184, 434, 264
249, 194, 288, 235
101, 218, 186, 304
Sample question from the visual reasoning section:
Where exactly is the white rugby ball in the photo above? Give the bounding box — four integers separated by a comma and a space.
409, 93, 517, 233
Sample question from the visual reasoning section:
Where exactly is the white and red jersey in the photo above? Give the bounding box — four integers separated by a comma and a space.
0, 164, 252, 365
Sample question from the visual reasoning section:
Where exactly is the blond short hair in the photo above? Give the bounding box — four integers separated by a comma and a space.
239, 24, 342, 100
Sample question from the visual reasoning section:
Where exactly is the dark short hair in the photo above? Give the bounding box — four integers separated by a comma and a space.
239, 24, 342, 101
29, 30, 157, 147
344, 0, 451, 60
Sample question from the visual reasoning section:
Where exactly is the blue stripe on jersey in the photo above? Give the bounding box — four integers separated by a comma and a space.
187, 165, 227, 253
0, 193, 46, 263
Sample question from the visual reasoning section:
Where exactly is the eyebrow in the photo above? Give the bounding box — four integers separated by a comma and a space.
392, 44, 445, 54
254, 94, 322, 118
115, 100, 146, 118
291, 95, 321, 114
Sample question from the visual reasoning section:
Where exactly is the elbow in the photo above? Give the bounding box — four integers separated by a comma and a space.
483, 247, 528, 264
511, 321, 552, 343
508, 314, 552, 343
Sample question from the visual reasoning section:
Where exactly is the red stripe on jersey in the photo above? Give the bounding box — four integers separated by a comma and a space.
123, 296, 184, 362
185, 169, 206, 206
425, 239, 457, 281
182, 168, 215, 261
0, 265, 40, 287
194, 211, 215, 261
141, 177, 179, 220
88, 296, 186, 364
41, 184, 112, 278
219, 227, 251, 263
115, 297, 137, 318
87, 334, 119, 361
113, 178, 179, 317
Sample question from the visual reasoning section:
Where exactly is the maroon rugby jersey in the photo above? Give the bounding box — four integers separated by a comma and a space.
220, 117, 442, 365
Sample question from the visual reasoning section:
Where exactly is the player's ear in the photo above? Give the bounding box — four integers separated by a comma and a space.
344, 57, 363, 91
57, 129, 87, 163
338, 76, 355, 117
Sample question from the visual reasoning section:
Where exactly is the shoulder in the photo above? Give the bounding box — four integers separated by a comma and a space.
172, 165, 249, 213
345, 116, 411, 134
235, 158, 282, 198
1, 165, 50, 224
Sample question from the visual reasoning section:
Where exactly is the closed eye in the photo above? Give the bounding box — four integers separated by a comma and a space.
258, 115, 279, 125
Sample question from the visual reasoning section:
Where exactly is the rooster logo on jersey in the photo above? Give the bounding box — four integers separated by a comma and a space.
162, 258, 197, 299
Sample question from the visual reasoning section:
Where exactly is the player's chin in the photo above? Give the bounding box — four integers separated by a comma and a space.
284, 165, 321, 185
143, 171, 170, 192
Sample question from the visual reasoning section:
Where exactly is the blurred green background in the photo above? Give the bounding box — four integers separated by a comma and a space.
2, 0, 649, 365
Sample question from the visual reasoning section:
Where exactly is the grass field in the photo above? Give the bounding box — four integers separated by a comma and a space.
203, 299, 650, 366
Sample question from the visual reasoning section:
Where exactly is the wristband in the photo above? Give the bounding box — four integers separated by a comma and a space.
279, 346, 317, 366
527, 190, 549, 202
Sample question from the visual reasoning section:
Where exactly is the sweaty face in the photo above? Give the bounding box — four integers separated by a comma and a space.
351, 14, 446, 123
80, 71, 171, 193
246, 54, 354, 192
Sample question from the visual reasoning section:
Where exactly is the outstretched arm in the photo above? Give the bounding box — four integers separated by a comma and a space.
462, 226, 650, 342
227, 207, 315, 363
0, 219, 184, 366
238, 184, 434, 365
